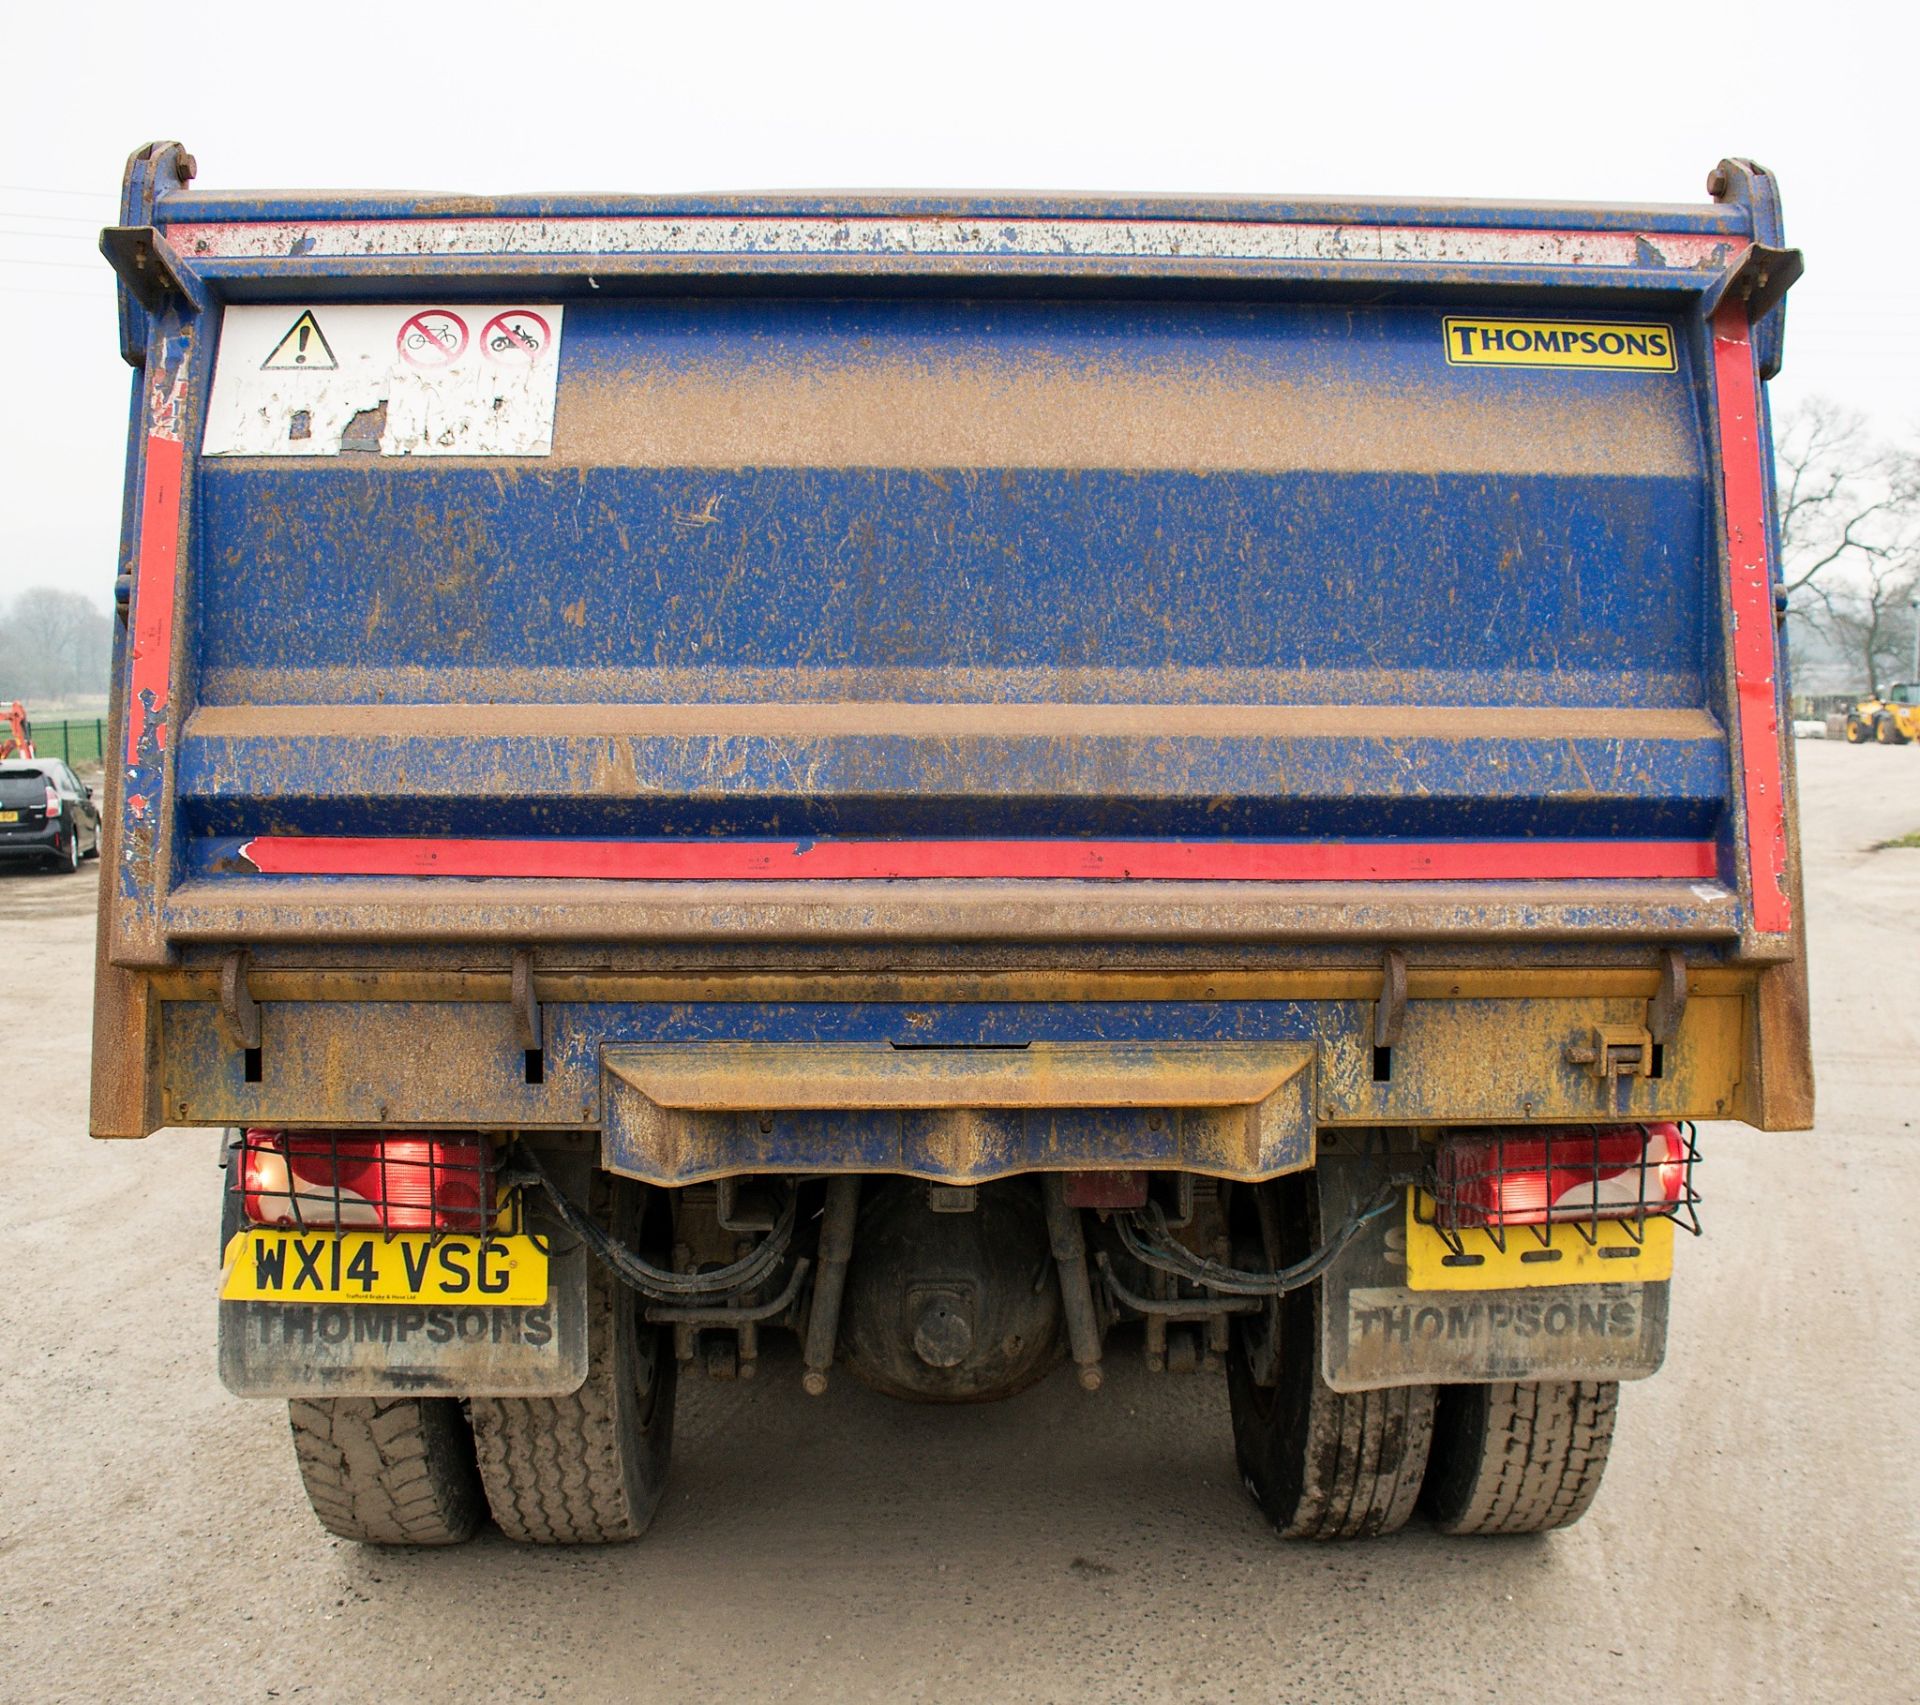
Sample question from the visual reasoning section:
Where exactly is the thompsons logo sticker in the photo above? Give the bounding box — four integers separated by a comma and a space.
1444, 318, 1677, 371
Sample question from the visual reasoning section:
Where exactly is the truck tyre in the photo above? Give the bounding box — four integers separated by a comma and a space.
287, 1396, 483, 1546
1875, 715, 1909, 745
1844, 716, 1871, 744
1422, 1379, 1617, 1535
1226, 1178, 1435, 1540
470, 1187, 676, 1544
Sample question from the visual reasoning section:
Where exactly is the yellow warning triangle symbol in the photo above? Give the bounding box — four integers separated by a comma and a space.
261, 310, 338, 371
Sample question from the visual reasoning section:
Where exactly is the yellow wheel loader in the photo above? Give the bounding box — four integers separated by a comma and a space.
1844, 683, 1920, 745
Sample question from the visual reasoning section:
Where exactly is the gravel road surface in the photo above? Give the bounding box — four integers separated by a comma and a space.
1, 740, 1915, 1702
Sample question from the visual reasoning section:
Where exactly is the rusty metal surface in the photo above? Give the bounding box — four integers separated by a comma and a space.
140, 962, 1765, 1007
161, 998, 599, 1129
1742, 960, 1815, 1131
1318, 993, 1746, 1124
600, 1041, 1316, 1186
153, 878, 1748, 948
90, 625, 161, 1138
184, 702, 1723, 739
613, 1039, 1317, 1111
603, 1103, 1315, 1191
157, 988, 1748, 1149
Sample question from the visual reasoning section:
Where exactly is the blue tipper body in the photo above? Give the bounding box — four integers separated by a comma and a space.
90, 145, 1813, 1170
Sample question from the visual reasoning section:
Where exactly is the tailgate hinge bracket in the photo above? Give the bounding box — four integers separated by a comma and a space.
218, 949, 261, 1052
1646, 947, 1689, 1045
1373, 948, 1408, 1049
511, 949, 542, 1051
1700, 241, 1803, 327
99, 225, 200, 316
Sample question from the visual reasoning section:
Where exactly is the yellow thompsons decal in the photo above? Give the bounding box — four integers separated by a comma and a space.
1443, 318, 1677, 371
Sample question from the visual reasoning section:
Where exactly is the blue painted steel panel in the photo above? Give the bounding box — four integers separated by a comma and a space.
172, 735, 1727, 842
193, 466, 1708, 684
179, 295, 1722, 851
99, 158, 1797, 956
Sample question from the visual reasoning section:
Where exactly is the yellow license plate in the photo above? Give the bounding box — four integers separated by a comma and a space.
0, 811, 17, 823
220, 1230, 547, 1305
1406, 1192, 1673, 1290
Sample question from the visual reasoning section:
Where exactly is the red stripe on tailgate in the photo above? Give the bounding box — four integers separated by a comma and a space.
126, 433, 184, 765
238, 837, 1721, 883
1709, 302, 1791, 932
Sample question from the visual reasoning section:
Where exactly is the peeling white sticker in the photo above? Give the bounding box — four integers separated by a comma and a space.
203, 303, 562, 458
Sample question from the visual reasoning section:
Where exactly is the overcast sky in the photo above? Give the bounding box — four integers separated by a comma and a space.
0, 0, 1905, 609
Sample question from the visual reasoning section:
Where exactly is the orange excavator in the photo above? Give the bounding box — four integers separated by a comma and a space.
0, 702, 34, 759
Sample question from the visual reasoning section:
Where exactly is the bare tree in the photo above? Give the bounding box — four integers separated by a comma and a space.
1824, 556, 1920, 700
1772, 401, 1920, 700
1774, 400, 1919, 619
0, 588, 113, 700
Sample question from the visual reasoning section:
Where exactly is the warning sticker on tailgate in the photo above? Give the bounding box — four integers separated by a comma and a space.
1443, 317, 1677, 371
203, 303, 563, 457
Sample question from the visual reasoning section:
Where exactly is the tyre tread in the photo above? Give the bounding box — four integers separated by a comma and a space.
1281, 1379, 1436, 1540
1228, 1174, 1436, 1543
469, 1200, 671, 1545
287, 1396, 482, 1546
1425, 1379, 1617, 1536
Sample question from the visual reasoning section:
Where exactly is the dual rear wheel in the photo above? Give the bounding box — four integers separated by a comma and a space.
286, 1173, 1616, 1547
287, 1182, 676, 1548
1226, 1177, 1617, 1540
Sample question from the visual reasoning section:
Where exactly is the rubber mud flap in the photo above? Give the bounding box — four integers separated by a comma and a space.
216, 1135, 588, 1398
218, 1245, 588, 1398
1313, 1144, 1668, 1393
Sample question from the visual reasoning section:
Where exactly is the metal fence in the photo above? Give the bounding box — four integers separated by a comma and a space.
24, 719, 108, 767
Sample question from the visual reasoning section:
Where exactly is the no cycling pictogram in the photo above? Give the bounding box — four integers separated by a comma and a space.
483, 310, 551, 363
397, 309, 469, 368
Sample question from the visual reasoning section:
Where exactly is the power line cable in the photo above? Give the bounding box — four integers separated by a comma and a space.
0, 184, 118, 201
0, 257, 109, 272
0, 209, 108, 228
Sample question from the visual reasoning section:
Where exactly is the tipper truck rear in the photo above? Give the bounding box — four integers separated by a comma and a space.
93, 143, 1811, 1544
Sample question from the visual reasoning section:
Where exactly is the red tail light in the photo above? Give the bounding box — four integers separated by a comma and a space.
1433, 1123, 1691, 1231
42, 785, 59, 819
238, 1130, 493, 1232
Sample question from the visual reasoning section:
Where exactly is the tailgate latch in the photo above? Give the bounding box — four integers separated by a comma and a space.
217, 949, 261, 1051
1565, 1024, 1654, 1080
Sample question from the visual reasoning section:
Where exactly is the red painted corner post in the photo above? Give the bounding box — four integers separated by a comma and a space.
1709, 301, 1791, 933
